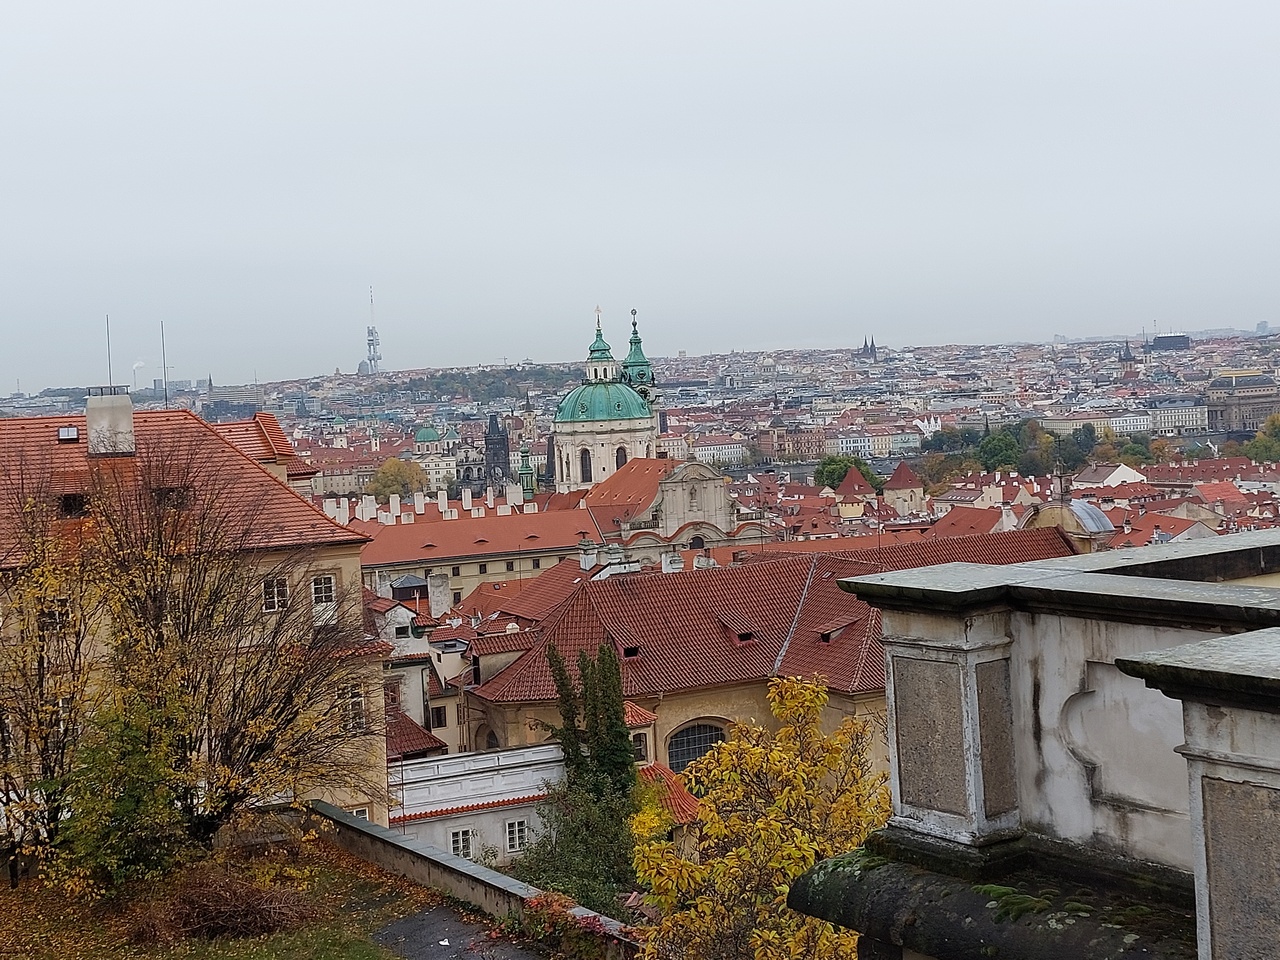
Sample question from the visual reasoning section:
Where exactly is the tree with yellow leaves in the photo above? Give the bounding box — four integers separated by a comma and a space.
633, 677, 890, 960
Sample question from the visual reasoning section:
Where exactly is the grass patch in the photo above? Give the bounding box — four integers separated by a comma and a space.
0, 840, 440, 960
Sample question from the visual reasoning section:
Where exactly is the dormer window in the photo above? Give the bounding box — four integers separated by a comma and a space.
58, 493, 88, 518
152, 486, 190, 510
623, 645, 640, 659
736, 632, 754, 645
56, 425, 80, 443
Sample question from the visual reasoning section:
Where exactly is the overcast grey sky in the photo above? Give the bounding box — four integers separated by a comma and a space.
2, 3, 1278, 391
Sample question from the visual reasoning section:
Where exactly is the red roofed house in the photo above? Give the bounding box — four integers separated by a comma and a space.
0, 391, 390, 824
882, 461, 925, 516
357, 508, 604, 610
465, 528, 1079, 774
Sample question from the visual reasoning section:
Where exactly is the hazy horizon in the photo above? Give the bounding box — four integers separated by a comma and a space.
3, 2, 1278, 393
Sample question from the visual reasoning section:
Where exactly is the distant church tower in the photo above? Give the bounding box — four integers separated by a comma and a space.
484, 413, 511, 486
551, 309, 659, 492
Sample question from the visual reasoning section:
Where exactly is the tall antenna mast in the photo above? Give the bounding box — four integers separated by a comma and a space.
106, 314, 114, 388
161, 320, 169, 407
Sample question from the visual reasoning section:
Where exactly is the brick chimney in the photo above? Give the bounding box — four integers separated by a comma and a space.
85, 386, 135, 457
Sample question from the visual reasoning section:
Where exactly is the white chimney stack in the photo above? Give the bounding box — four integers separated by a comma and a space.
389, 493, 401, 516
414, 492, 426, 514
461, 487, 472, 510
85, 387, 135, 457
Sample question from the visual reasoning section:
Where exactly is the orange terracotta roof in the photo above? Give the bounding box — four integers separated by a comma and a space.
390, 793, 547, 825
834, 469, 877, 498
358, 510, 601, 568
639, 762, 700, 825
883, 461, 922, 491
925, 506, 1004, 538
472, 528, 1076, 706
624, 701, 659, 727
584, 459, 679, 535
0, 409, 367, 566
386, 709, 447, 761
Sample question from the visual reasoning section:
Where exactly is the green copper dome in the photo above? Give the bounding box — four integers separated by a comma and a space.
554, 381, 651, 424
415, 426, 440, 443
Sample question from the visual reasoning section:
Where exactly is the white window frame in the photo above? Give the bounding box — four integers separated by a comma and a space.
451, 827, 475, 859
505, 818, 528, 854
340, 682, 367, 733
350, 807, 369, 821
312, 574, 337, 624
263, 577, 289, 612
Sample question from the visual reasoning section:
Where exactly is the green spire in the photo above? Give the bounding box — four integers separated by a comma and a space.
621, 310, 654, 397
519, 442, 536, 500
587, 309, 614, 363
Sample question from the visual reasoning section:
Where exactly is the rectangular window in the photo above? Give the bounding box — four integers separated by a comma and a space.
340, 682, 367, 733
453, 591, 462, 605
263, 577, 289, 612
351, 807, 370, 821
384, 679, 402, 708
478, 563, 488, 574
430, 705, 448, 729
506, 819, 528, 853
394, 625, 410, 639
532, 558, 541, 570
451, 828, 475, 859
451, 565, 461, 577
312, 575, 335, 606
632, 732, 648, 761
505, 560, 515, 572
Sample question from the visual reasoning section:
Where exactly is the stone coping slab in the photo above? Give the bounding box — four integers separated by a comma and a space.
1117, 627, 1280, 710
789, 846, 1196, 960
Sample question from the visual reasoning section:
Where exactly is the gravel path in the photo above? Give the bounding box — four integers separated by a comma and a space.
375, 905, 541, 960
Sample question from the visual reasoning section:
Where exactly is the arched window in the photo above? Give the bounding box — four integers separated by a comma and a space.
668, 722, 726, 773
579, 448, 593, 482
689, 535, 705, 550
616, 446, 627, 469
486, 730, 500, 750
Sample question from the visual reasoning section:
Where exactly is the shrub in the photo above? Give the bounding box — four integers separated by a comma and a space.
128, 862, 319, 943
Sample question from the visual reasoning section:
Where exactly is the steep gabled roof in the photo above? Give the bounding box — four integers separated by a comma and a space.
584, 458, 679, 535
471, 528, 1077, 706
0, 409, 366, 566
834, 468, 877, 498
883, 461, 922, 491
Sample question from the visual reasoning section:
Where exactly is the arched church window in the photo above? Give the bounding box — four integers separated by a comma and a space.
616, 447, 627, 469
668, 722, 726, 773
580, 449, 593, 482
689, 535, 705, 550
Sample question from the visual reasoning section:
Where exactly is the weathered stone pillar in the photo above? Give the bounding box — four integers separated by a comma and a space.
881, 604, 1019, 846
1119, 629, 1280, 960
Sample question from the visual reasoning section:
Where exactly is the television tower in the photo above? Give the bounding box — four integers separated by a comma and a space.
366, 286, 381, 374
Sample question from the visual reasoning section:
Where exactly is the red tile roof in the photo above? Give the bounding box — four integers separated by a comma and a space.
357, 510, 601, 568
584, 459, 678, 535
385, 709, 448, 761
883, 461, 922, 491
471, 528, 1076, 706
834, 469, 877, 498
0, 409, 367, 565
925, 506, 1004, 538
624, 701, 659, 727
639, 762, 700, 825
390, 793, 547, 825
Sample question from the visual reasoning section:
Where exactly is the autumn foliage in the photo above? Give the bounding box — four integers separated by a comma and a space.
633, 677, 890, 960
